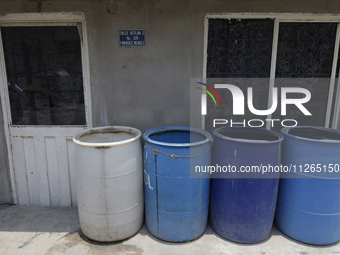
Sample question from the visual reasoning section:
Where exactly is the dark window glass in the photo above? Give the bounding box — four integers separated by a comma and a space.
206, 19, 274, 78
276, 23, 336, 78
272, 23, 337, 130
205, 19, 274, 133
2, 26, 85, 125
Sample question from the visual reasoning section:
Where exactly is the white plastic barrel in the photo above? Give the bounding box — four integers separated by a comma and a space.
73, 126, 144, 242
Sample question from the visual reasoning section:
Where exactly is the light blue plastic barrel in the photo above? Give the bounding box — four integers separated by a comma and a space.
275, 126, 340, 245
143, 126, 212, 242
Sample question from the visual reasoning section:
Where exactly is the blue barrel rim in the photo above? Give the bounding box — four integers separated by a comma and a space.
213, 126, 283, 144
73, 126, 141, 148
281, 125, 340, 180
281, 126, 340, 144
143, 126, 212, 147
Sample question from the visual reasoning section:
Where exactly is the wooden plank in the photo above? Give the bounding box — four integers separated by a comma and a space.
33, 137, 51, 206
80, 18, 93, 128
45, 137, 60, 206
10, 126, 85, 137
0, 29, 17, 204
0, 13, 84, 23
67, 138, 78, 206
11, 137, 30, 205
23, 137, 40, 205
56, 136, 71, 206
0, 22, 79, 27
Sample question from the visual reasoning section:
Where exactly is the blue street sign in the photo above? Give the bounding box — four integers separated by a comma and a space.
119, 29, 145, 46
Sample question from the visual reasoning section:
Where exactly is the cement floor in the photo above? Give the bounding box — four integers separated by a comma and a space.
0, 205, 339, 255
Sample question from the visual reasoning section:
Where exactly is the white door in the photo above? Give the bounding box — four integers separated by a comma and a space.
0, 14, 92, 206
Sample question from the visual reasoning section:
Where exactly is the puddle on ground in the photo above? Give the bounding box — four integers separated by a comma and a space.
45, 230, 143, 255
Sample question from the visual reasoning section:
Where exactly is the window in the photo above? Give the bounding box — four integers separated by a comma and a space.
2, 25, 85, 125
204, 15, 340, 131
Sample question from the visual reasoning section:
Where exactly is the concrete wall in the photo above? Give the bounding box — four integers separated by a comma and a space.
0, 0, 340, 202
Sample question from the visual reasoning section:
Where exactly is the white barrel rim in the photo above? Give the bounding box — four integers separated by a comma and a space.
73, 126, 141, 148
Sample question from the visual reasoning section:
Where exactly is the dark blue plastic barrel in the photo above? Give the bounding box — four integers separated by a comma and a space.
275, 126, 340, 245
210, 127, 283, 243
143, 126, 212, 242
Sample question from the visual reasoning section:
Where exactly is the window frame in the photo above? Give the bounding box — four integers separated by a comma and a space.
0, 12, 92, 128
203, 13, 340, 130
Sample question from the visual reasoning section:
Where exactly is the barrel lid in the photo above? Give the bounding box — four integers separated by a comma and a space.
143, 126, 212, 147
73, 126, 141, 148
213, 126, 283, 144
281, 126, 340, 143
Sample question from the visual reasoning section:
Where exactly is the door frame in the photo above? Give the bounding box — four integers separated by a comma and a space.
202, 13, 340, 130
0, 12, 92, 204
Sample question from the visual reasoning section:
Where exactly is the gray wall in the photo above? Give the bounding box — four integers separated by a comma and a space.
0, 0, 340, 202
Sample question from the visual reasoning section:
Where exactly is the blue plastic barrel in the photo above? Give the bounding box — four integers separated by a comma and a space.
143, 126, 212, 242
210, 127, 283, 243
275, 126, 340, 245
